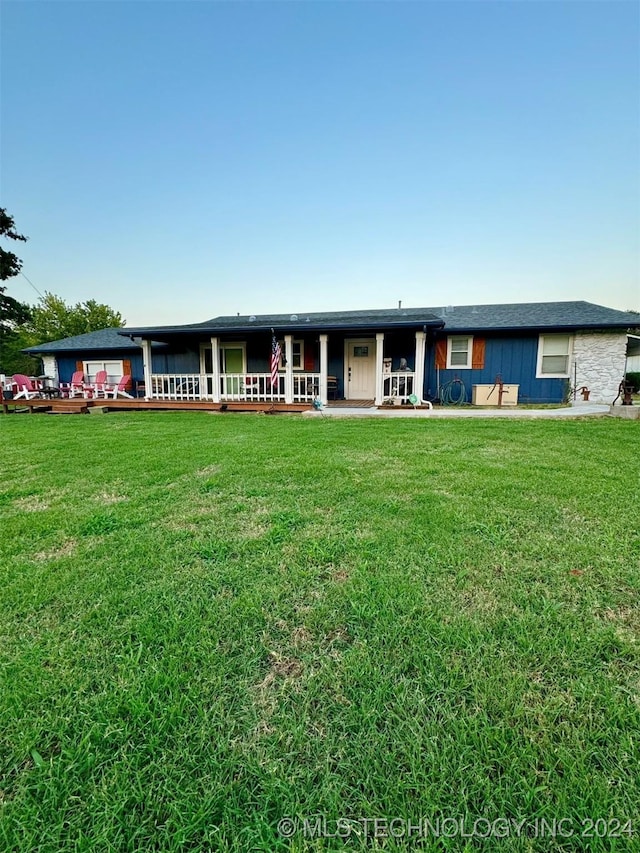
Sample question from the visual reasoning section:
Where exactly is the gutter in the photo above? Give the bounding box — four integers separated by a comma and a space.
121, 318, 446, 337
433, 323, 640, 334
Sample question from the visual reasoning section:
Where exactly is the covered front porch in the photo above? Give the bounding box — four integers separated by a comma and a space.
139, 329, 431, 406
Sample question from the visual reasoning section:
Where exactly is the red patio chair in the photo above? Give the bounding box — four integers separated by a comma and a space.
60, 371, 87, 398
105, 375, 133, 399
11, 374, 41, 400
90, 370, 109, 398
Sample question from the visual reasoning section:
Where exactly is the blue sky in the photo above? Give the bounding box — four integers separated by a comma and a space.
2, 1, 638, 326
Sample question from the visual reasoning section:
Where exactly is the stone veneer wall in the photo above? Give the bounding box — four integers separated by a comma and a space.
41, 354, 59, 382
572, 331, 628, 403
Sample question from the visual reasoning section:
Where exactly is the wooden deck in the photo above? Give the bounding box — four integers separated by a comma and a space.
1, 397, 313, 415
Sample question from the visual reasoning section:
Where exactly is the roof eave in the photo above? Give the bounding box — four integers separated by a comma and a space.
440, 321, 638, 334
23, 345, 139, 354
123, 317, 445, 337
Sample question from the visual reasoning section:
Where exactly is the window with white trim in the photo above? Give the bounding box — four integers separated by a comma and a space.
446, 336, 473, 369
536, 335, 572, 377
279, 339, 304, 370
83, 360, 123, 384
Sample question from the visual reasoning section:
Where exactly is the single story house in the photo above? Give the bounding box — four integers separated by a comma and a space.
23, 301, 639, 406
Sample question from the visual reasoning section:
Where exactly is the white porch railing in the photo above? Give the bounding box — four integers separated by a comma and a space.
149, 372, 321, 403
382, 372, 415, 403
293, 373, 321, 402
222, 373, 285, 402
151, 374, 206, 400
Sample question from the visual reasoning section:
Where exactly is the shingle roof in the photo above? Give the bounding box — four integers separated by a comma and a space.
199, 307, 445, 332
23, 302, 639, 354
23, 328, 138, 354
124, 307, 444, 336
123, 301, 639, 338
427, 301, 639, 332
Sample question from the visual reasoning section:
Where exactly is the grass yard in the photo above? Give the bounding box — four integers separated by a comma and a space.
1, 412, 638, 852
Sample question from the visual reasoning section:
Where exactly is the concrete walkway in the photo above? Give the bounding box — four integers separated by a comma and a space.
303, 402, 612, 419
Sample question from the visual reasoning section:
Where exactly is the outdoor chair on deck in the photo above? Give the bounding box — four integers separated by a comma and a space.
11, 374, 41, 400
105, 375, 134, 399
60, 371, 87, 398
89, 370, 109, 398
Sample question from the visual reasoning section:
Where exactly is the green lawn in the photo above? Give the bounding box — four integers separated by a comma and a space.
1, 413, 638, 852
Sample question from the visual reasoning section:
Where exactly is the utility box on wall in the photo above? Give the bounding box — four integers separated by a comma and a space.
472, 384, 519, 406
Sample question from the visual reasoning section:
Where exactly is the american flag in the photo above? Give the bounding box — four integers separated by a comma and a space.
270, 333, 282, 389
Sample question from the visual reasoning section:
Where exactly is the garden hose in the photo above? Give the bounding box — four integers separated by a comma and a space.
440, 378, 467, 406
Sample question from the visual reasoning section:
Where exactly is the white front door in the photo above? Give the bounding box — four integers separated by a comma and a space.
345, 339, 376, 399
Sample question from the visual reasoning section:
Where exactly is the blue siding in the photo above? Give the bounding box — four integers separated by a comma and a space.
57, 350, 144, 384
151, 348, 199, 373
425, 335, 567, 403
247, 333, 321, 372
328, 341, 344, 397
55, 332, 567, 405
57, 356, 79, 383
246, 334, 271, 372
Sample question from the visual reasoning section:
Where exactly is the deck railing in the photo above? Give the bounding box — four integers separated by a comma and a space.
151, 374, 205, 401
293, 373, 321, 402
382, 372, 415, 403
149, 372, 321, 403
222, 373, 285, 402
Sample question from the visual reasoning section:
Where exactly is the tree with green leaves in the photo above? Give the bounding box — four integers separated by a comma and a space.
25, 293, 125, 344
0, 209, 31, 327
1, 208, 126, 375
0, 207, 28, 281
0, 208, 34, 375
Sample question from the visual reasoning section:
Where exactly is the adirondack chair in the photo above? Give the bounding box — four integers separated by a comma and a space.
11, 374, 41, 400
89, 370, 109, 398
105, 375, 133, 399
60, 371, 87, 398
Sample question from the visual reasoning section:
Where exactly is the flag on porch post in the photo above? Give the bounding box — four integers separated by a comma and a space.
270, 333, 282, 389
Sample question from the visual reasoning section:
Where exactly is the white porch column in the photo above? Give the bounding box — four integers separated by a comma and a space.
141, 339, 152, 399
414, 330, 426, 402
211, 337, 221, 403
284, 335, 294, 403
375, 332, 385, 406
319, 334, 328, 404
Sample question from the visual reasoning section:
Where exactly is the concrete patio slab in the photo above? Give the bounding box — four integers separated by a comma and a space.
304, 403, 613, 419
